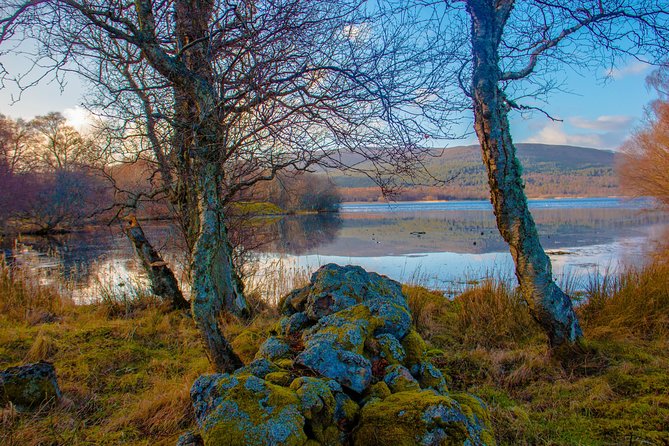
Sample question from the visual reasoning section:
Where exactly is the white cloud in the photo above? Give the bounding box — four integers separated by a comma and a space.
605, 61, 650, 80
568, 115, 634, 131
525, 122, 605, 148
63, 106, 93, 132
524, 117, 635, 149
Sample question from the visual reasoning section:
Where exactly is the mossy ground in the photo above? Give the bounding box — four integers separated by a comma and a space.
2, 258, 669, 445
0, 304, 209, 445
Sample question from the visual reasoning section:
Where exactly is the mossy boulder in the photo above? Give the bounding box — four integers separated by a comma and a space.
383, 364, 420, 393
281, 264, 406, 319
255, 336, 292, 361
0, 361, 61, 410
192, 373, 308, 446
353, 390, 494, 446
187, 264, 494, 445
373, 333, 406, 364
176, 431, 204, 446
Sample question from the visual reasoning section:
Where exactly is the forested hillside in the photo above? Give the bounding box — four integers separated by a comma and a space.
329, 143, 620, 201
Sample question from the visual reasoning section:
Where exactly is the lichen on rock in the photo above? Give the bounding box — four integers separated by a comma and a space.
353, 390, 494, 446
186, 264, 495, 445
0, 361, 61, 411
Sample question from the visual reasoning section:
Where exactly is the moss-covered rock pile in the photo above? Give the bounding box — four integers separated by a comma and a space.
186, 264, 494, 445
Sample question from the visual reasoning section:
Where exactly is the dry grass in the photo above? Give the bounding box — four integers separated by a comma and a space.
404, 284, 453, 337
243, 258, 311, 306
453, 279, 539, 349
23, 329, 59, 362
0, 258, 74, 322
580, 261, 669, 340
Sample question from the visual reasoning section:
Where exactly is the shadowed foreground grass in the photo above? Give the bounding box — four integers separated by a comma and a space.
2, 258, 669, 445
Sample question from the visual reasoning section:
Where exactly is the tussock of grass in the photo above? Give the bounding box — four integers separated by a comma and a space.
580, 262, 669, 340
404, 285, 454, 339
406, 279, 540, 350
24, 329, 59, 362
453, 280, 539, 349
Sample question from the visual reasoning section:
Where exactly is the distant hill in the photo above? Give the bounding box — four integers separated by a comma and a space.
326, 143, 621, 201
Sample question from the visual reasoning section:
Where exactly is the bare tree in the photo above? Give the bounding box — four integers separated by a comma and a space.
29, 112, 92, 171
0, 114, 32, 174
0, 113, 108, 233
404, 0, 669, 349
0, 0, 444, 371
0, 115, 30, 226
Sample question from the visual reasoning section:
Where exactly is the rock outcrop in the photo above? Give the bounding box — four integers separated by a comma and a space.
188, 264, 495, 445
0, 361, 61, 410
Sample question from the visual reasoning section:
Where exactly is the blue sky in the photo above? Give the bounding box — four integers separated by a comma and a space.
509, 60, 655, 151
0, 51, 656, 150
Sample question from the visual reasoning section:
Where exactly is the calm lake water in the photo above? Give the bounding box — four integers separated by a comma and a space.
3, 197, 668, 302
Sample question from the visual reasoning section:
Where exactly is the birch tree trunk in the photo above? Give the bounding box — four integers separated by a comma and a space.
171, 0, 248, 371
467, 0, 583, 348
124, 215, 190, 311
190, 162, 247, 371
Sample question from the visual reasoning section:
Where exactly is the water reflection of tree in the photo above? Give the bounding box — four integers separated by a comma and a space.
2, 223, 187, 284
265, 214, 343, 255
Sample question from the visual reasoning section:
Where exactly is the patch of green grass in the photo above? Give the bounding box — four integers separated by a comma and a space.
230, 201, 285, 216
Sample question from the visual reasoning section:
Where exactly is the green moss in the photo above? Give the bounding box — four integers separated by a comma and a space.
265, 371, 293, 386
231, 329, 265, 363
354, 390, 493, 446
230, 201, 285, 216
365, 381, 391, 401
311, 304, 382, 354
275, 358, 294, 369
203, 374, 307, 446
289, 377, 340, 444
337, 395, 360, 424
382, 365, 419, 393
452, 393, 492, 426
400, 329, 427, 368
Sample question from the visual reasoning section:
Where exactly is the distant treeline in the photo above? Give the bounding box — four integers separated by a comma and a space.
330, 144, 622, 201
338, 171, 619, 202
0, 113, 340, 234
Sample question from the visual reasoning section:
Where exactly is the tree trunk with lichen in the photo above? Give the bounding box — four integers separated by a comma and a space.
170, 0, 248, 372
467, 0, 583, 348
190, 162, 246, 371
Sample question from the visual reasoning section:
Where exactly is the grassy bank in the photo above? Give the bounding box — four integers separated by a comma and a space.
404, 263, 669, 445
1, 259, 669, 445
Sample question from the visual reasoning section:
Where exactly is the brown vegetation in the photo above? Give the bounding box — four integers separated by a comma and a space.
0, 113, 109, 233
619, 99, 669, 207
